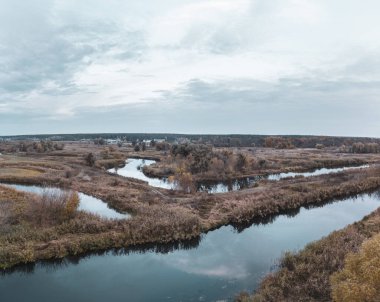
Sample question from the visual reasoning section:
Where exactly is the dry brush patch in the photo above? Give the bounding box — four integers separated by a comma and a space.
143, 145, 377, 183
0, 182, 202, 269
330, 233, 380, 302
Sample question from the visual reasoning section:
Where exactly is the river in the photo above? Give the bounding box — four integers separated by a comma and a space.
1, 191, 379, 301
109, 158, 369, 193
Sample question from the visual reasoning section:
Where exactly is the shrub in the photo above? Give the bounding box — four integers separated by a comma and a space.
64, 192, 80, 219
235, 154, 247, 172
26, 189, 80, 226
316, 144, 325, 149
168, 169, 195, 193
331, 233, 380, 302
85, 152, 96, 166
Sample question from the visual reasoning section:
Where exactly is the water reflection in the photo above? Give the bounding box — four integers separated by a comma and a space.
1, 183, 130, 220
196, 176, 264, 193
110, 159, 370, 194
1, 237, 202, 277
1, 192, 379, 302
267, 164, 369, 181
230, 190, 380, 233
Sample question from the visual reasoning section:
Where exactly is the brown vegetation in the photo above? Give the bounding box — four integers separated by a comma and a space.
200, 166, 380, 229
331, 233, 380, 302
25, 190, 80, 226
9, 140, 65, 153
264, 136, 295, 149
348, 142, 379, 154
237, 207, 380, 302
144, 143, 376, 185
1, 140, 380, 274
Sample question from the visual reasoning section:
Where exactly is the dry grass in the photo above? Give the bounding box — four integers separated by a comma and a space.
0, 182, 202, 269
331, 233, 380, 302
196, 167, 380, 229
144, 146, 375, 182
237, 209, 380, 302
25, 189, 80, 226
1, 142, 380, 272
0, 168, 42, 177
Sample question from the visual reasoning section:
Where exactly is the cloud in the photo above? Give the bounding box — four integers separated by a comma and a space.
0, 0, 146, 97
0, 0, 380, 136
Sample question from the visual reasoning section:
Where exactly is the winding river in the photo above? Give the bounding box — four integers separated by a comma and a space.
109, 158, 369, 193
1, 192, 379, 301
0, 161, 377, 301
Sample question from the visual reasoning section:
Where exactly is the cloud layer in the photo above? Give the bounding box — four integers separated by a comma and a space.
1, 0, 380, 136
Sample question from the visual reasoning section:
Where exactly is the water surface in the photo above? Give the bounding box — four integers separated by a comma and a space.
267, 165, 369, 181
1, 192, 379, 302
110, 158, 369, 193
109, 158, 175, 189
1, 183, 129, 220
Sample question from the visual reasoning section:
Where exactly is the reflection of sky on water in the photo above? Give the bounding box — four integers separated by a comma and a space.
1, 183, 129, 219
268, 165, 370, 180
2, 194, 377, 302
109, 159, 175, 189
110, 159, 370, 193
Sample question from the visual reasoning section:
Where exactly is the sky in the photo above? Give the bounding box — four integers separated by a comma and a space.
0, 0, 380, 137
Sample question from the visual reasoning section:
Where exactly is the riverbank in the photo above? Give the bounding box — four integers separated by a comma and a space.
141, 146, 375, 183
2, 189, 380, 301
1, 143, 380, 270
237, 205, 380, 302
1, 165, 380, 269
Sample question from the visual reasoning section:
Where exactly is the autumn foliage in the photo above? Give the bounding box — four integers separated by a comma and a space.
331, 233, 380, 302
168, 166, 195, 193
26, 189, 80, 226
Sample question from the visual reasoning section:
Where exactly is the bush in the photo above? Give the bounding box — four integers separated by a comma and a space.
316, 144, 325, 149
85, 152, 96, 166
168, 169, 195, 193
26, 189, 80, 226
331, 233, 380, 302
15, 140, 64, 153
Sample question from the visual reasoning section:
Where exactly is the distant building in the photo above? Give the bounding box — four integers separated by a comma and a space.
105, 139, 122, 145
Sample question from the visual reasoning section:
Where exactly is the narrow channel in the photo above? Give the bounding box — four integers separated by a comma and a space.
109, 158, 369, 193
0, 183, 130, 220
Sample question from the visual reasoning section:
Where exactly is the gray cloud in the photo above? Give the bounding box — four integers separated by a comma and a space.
162, 77, 380, 106
0, 0, 146, 99
2, 74, 379, 137
0, 0, 380, 137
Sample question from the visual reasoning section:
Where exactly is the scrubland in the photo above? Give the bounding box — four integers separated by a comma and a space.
1, 139, 380, 302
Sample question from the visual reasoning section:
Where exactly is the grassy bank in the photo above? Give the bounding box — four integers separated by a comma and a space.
236, 206, 380, 302
1, 143, 380, 270
0, 185, 202, 269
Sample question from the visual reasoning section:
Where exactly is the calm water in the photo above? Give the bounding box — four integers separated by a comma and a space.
1, 193, 379, 302
267, 165, 370, 181
1, 184, 129, 220
109, 159, 175, 189
109, 159, 369, 193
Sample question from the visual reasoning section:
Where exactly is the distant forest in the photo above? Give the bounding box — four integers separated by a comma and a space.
1, 133, 380, 149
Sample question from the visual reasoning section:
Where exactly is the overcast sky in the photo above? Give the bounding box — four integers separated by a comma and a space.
1, 0, 380, 136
